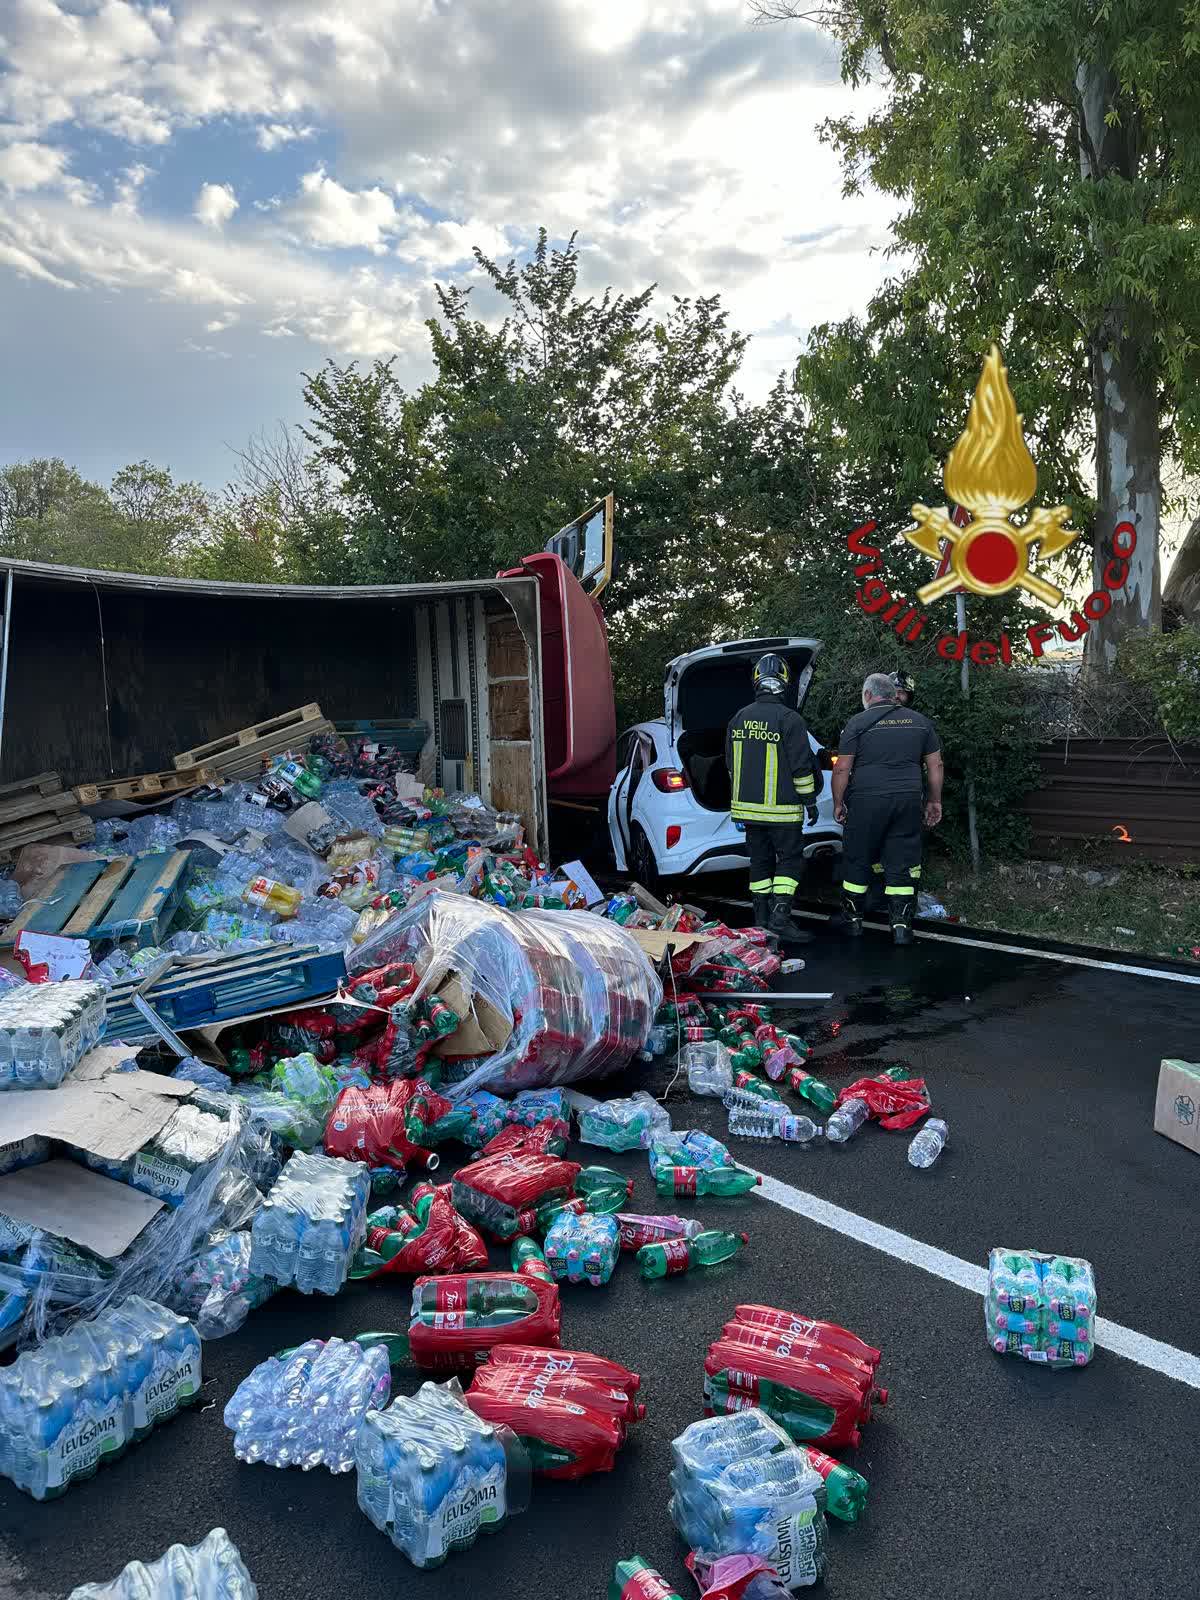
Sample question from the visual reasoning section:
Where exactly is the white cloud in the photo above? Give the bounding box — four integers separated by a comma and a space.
256, 122, 317, 151
281, 169, 400, 253
111, 161, 151, 217
0, 140, 70, 191
205, 312, 239, 333
194, 181, 239, 229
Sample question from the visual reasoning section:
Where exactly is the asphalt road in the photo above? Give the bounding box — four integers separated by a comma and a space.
2, 925, 1199, 1600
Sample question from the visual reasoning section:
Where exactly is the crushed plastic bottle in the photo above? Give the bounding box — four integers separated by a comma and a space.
683, 1041, 734, 1098
168, 1231, 274, 1339
638, 1229, 748, 1279
543, 1210, 620, 1286
907, 1116, 949, 1168
0, 1297, 201, 1499
224, 1336, 391, 1470
354, 1378, 531, 1567
249, 1150, 370, 1295
615, 1213, 705, 1252
578, 1090, 670, 1152
0, 979, 105, 1090
670, 1411, 828, 1589
825, 1097, 870, 1145
67, 1528, 258, 1600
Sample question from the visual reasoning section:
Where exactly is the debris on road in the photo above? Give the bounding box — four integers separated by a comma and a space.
67, 1527, 257, 1600
687, 1551, 791, 1598
1153, 1057, 1200, 1156
637, 1228, 748, 1279
466, 1346, 644, 1478
544, 1210, 621, 1285
610, 1557, 687, 1600
223, 1335, 391, 1470
406, 1272, 562, 1370
908, 1116, 949, 1168
986, 1249, 1097, 1367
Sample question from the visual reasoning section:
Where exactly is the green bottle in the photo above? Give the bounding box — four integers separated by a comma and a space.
637, 1229, 748, 1279
522, 1438, 578, 1473
654, 1165, 761, 1198
802, 1444, 870, 1522
787, 1067, 838, 1116
609, 1557, 685, 1600
575, 1166, 632, 1214
510, 1235, 553, 1283
421, 1105, 474, 1145
705, 1373, 838, 1442
733, 1071, 784, 1101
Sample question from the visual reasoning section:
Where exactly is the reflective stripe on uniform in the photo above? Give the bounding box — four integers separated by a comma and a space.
793, 775, 816, 794
731, 803, 805, 822
842, 880, 870, 894
884, 885, 915, 896
764, 742, 778, 807
909, 865, 921, 879
749, 878, 773, 893
772, 876, 799, 894
732, 739, 744, 806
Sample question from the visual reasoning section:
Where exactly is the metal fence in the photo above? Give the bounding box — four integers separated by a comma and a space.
1021, 737, 1200, 863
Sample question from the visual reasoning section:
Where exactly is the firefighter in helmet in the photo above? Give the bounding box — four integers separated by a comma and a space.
725, 653, 821, 943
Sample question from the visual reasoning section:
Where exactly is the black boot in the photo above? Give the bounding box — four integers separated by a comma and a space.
752, 893, 773, 930
769, 896, 814, 944
890, 895, 915, 946
838, 892, 864, 937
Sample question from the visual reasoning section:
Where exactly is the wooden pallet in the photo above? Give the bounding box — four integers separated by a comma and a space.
102, 943, 346, 1041
1, 850, 191, 949
173, 704, 334, 780
74, 766, 222, 807
0, 772, 94, 861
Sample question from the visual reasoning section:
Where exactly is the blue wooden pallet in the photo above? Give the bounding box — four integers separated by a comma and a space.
2, 851, 191, 950
103, 943, 346, 1041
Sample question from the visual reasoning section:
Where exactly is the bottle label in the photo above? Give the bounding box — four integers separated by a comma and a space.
621, 1574, 682, 1600
48, 1398, 125, 1489
132, 1150, 192, 1200
662, 1238, 692, 1274
434, 1281, 465, 1314
132, 1345, 202, 1430
773, 1504, 821, 1586
430, 1311, 467, 1331
416, 1463, 507, 1560
673, 1168, 698, 1196
0, 1209, 34, 1253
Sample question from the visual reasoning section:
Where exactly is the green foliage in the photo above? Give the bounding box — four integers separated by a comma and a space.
1120, 626, 1200, 744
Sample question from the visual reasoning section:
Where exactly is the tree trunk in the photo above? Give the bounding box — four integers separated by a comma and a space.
1076, 60, 1162, 669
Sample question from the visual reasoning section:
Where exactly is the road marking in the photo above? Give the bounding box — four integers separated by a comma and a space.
751, 1169, 1200, 1390
564, 1089, 1200, 1388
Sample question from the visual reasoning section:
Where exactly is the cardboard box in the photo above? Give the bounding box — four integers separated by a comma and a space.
1154, 1058, 1200, 1156
0, 1159, 163, 1258
630, 928, 707, 962
432, 972, 512, 1059
0, 1049, 192, 1162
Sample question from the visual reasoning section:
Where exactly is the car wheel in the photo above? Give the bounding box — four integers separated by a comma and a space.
629, 825, 660, 890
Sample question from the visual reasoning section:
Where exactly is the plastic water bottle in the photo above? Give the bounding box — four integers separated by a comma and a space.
543, 1211, 620, 1286
354, 1379, 530, 1568
684, 1041, 734, 1098
223, 1336, 391, 1471
778, 1114, 823, 1145
638, 1229, 748, 1278
0, 980, 106, 1090
67, 1528, 258, 1600
825, 1097, 870, 1145
727, 1106, 783, 1141
579, 1091, 670, 1152
0, 1298, 201, 1499
250, 1151, 370, 1295
907, 1116, 948, 1168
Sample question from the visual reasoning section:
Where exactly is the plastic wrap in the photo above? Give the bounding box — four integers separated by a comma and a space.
346, 895, 661, 1098
466, 1351, 642, 1479
249, 1151, 370, 1294
407, 1273, 561, 1370
352, 1189, 488, 1277
224, 1336, 391, 1471
0, 979, 106, 1089
68, 1528, 258, 1600
451, 1151, 580, 1240
166, 1230, 275, 1339
323, 1079, 447, 1173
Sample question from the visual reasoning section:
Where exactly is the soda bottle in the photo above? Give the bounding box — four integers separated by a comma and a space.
425, 995, 459, 1036
907, 1117, 949, 1168
533, 1194, 588, 1233
730, 1042, 765, 1070
786, 1067, 838, 1116
609, 1557, 685, 1600
510, 1236, 553, 1283
616, 1213, 705, 1251
574, 1166, 634, 1214
732, 1072, 783, 1102
825, 1097, 870, 1144
801, 1444, 869, 1522
655, 1166, 761, 1198
242, 877, 302, 919
272, 757, 324, 802
638, 1229, 748, 1278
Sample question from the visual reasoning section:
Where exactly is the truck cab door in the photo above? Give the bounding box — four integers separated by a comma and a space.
543, 494, 614, 599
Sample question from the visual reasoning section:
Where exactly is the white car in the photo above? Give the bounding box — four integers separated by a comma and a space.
607, 636, 844, 883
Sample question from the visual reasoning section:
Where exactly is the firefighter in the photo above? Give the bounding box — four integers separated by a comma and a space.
864, 668, 920, 907
890, 668, 916, 707
725, 653, 821, 943
831, 671, 944, 946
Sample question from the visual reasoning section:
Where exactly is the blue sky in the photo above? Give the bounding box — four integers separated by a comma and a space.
0, 0, 892, 490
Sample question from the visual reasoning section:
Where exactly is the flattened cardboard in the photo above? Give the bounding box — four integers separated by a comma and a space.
559, 859, 606, 909
630, 928, 706, 961
282, 801, 336, 847
432, 972, 512, 1058
0, 1060, 193, 1161
0, 1159, 164, 1258
1153, 1058, 1200, 1157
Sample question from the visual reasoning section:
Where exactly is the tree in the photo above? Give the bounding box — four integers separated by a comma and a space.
753, 0, 1200, 665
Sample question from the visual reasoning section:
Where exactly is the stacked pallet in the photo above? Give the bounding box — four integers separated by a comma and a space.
0, 773, 94, 861
173, 703, 334, 781
1, 851, 191, 950
74, 766, 221, 808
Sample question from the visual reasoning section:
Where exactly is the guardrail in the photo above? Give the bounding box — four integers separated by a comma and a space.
1021, 738, 1200, 863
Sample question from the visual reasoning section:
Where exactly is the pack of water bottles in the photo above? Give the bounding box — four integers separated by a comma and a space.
345, 894, 661, 1098
543, 1210, 620, 1286
354, 1377, 531, 1568
224, 1335, 391, 1470
986, 1247, 1097, 1368
249, 1150, 370, 1294
683, 1042, 734, 1099
166, 1230, 275, 1339
0, 979, 106, 1089
648, 1130, 734, 1176
670, 1410, 829, 1590
578, 1089, 671, 1152
68, 1528, 258, 1600
0, 1296, 201, 1499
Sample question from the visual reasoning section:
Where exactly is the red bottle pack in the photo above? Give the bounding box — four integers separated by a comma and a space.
474, 1120, 570, 1160
323, 1078, 445, 1170
719, 1322, 886, 1399
466, 1347, 643, 1479
469, 1362, 643, 1426
451, 1150, 581, 1239
485, 1343, 642, 1393
407, 1271, 561, 1371
357, 1188, 488, 1276
730, 1306, 883, 1369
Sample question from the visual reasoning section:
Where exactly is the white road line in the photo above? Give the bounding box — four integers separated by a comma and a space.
565, 1088, 1200, 1388
751, 1169, 1200, 1390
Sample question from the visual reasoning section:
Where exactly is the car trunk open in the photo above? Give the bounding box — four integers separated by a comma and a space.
669, 638, 819, 813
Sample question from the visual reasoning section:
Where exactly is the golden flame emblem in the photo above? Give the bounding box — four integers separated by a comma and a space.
905, 345, 1078, 604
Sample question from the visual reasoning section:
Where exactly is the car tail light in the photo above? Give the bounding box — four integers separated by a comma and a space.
665, 824, 682, 850
652, 768, 689, 792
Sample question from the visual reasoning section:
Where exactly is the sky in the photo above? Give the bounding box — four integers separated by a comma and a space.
0, 0, 894, 490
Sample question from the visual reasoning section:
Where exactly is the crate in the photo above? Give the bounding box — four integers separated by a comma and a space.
0, 772, 94, 861
74, 767, 222, 807
102, 943, 346, 1042
1, 850, 191, 949
333, 718, 429, 754
173, 704, 335, 781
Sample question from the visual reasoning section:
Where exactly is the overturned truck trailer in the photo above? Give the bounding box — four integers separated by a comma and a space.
0, 561, 555, 850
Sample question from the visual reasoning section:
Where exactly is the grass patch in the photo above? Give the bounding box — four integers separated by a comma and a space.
922, 854, 1200, 964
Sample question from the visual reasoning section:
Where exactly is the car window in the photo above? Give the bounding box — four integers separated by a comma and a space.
615, 729, 638, 770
